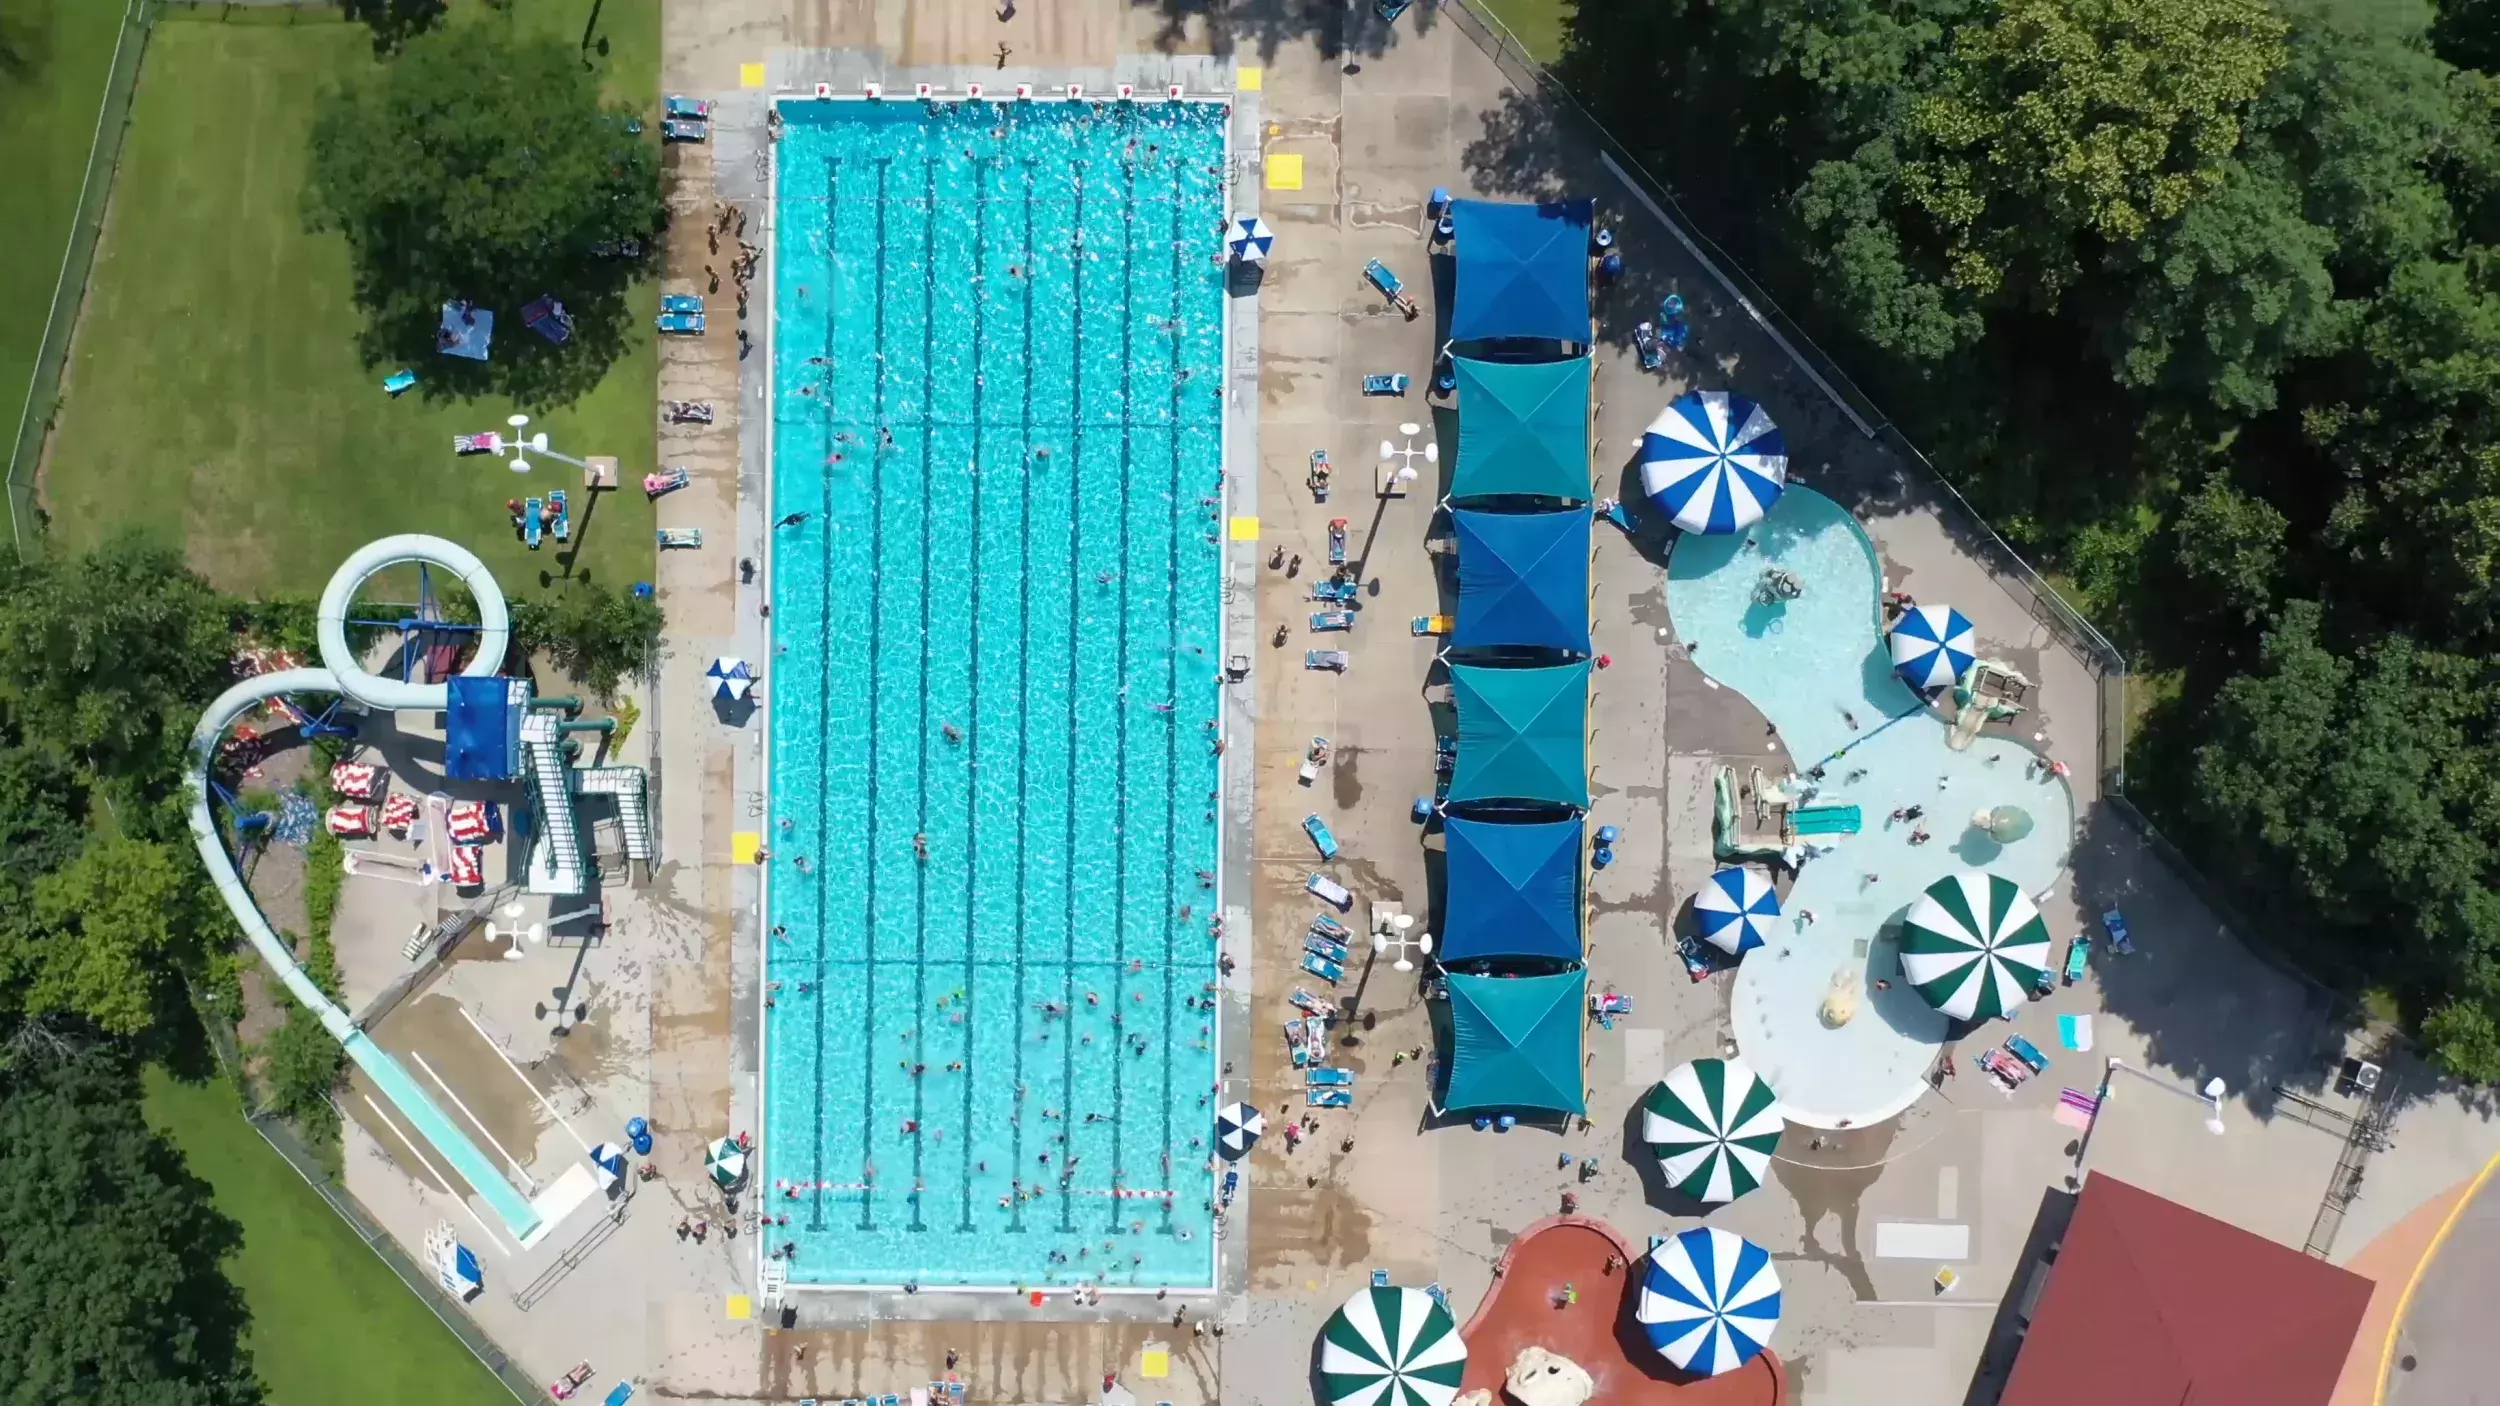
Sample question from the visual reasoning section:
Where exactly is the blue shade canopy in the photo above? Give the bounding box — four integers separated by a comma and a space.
1693, 866, 1779, 956
444, 676, 524, 781
1450, 357, 1592, 502
1440, 816, 1584, 964
1443, 970, 1588, 1115
1890, 603, 1976, 690
1448, 662, 1590, 809
1638, 1227, 1782, 1376
1450, 198, 1595, 344
1453, 509, 1592, 654
1639, 391, 1788, 533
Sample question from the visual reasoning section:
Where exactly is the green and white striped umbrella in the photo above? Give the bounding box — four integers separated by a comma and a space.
1319, 1286, 1468, 1406
1899, 872, 2052, 1022
705, 1137, 748, 1191
1640, 1057, 1786, 1203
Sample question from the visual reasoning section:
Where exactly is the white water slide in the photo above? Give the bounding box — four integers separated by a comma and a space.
188, 536, 543, 1240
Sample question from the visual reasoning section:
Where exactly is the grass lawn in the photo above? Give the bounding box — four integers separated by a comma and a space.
144, 1068, 514, 1406
1471, 0, 1573, 65
0, 0, 130, 471
40, 2, 662, 600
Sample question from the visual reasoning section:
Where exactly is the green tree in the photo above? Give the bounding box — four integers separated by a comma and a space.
0, 538, 233, 791
22, 836, 209, 1039
2193, 603, 2500, 998
2169, 475, 2287, 620
0, 1050, 260, 1406
512, 582, 662, 702
304, 24, 663, 402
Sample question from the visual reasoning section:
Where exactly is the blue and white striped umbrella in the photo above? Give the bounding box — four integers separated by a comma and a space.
1638, 391, 1787, 534
1693, 866, 1779, 956
1889, 604, 1976, 691
1230, 215, 1276, 263
706, 656, 754, 702
1638, 1227, 1782, 1377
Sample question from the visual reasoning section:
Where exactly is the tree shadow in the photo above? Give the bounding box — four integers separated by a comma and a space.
0, 4, 52, 85
366, 278, 647, 412
1126, 0, 1437, 64
338, 0, 448, 55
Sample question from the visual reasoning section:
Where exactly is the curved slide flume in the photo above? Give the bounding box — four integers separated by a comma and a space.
188, 536, 541, 1240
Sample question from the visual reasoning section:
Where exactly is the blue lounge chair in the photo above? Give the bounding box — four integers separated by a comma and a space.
1633, 321, 1665, 371
523, 497, 545, 550
549, 489, 572, 543
1307, 1067, 1353, 1086
382, 369, 417, 396
1372, 1268, 1391, 1287
1376, 0, 1413, 20
2063, 936, 2091, 984
1309, 1087, 1352, 1109
1305, 933, 1349, 963
1328, 519, 1349, 564
2006, 1034, 2050, 1073
1308, 871, 1351, 909
657, 311, 706, 335
662, 117, 709, 143
1220, 1168, 1239, 1205
1311, 578, 1358, 603
1305, 649, 1349, 671
1310, 611, 1353, 632
1362, 373, 1410, 396
1365, 259, 1418, 318
1310, 913, 1350, 940
603, 1385, 635, 1406
664, 95, 712, 119
661, 294, 704, 314
1301, 952, 1342, 984
1303, 813, 1339, 859
2101, 908, 2135, 954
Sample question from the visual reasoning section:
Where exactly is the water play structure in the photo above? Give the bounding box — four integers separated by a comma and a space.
188, 536, 649, 1242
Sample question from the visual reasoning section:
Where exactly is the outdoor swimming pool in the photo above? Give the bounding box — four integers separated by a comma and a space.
1667, 487, 2075, 1126
761, 99, 1229, 1288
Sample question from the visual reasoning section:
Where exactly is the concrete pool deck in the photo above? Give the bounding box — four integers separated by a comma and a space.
251, 2, 2500, 1404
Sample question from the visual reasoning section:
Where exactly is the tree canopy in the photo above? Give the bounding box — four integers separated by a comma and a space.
0, 1050, 260, 1406
1557, 0, 2500, 1074
304, 23, 662, 402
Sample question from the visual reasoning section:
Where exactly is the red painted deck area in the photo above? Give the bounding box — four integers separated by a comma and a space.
1457, 1217, 1785, 1406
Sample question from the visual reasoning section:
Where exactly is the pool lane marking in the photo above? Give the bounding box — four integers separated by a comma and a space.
1105, 155, 1137, 1233
806, 155, 844, 1234
907, 151, 940, 1234
849, 154, 895, 1235
1008, 156, 1036, 1237
1057, 159, 1087, 1237
955, 152, 995, 1235
1160, 160, 1188, 1234
358, 1091, 513, 1257
408, 1048, 538, 1194
456, 1004, 591, 1155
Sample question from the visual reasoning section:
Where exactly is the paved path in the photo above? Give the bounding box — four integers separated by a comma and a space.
2385, 1157, 2500, 1406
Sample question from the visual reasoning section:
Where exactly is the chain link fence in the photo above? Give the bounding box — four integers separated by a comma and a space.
191, 992, 536, 1405
1439, 0, 2419, 1036
1443, 0, 2139, 781
4, 0, 158, 561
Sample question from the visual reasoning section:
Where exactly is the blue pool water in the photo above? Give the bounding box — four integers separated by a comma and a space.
1668, 488, 2076, 1126
762, 100, 1230, 1287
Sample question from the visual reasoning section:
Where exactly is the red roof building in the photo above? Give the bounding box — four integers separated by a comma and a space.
2002, 1174, 2373, 1406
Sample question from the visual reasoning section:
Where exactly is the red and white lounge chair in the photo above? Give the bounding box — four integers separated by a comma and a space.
329, 761, 382, 799
446, 800, 493, 843
325, 804, 373, 838
380, 792, 419, 833
448, 845, 485, 888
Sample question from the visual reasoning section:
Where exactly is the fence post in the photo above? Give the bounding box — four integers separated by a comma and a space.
4, 0, 158, 560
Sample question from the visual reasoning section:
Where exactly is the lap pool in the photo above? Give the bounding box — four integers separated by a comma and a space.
760, 98, 1230, 1288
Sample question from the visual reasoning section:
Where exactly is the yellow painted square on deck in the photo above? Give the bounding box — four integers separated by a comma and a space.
726, 1294, 753, 1319
1229, 515, 1261, 541
733, 831, 762, 864
1140, 1348, 1170, 1379
1266, 154, 1304, 191
1237, 67, 1263, 92
741, 63, 767, 89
